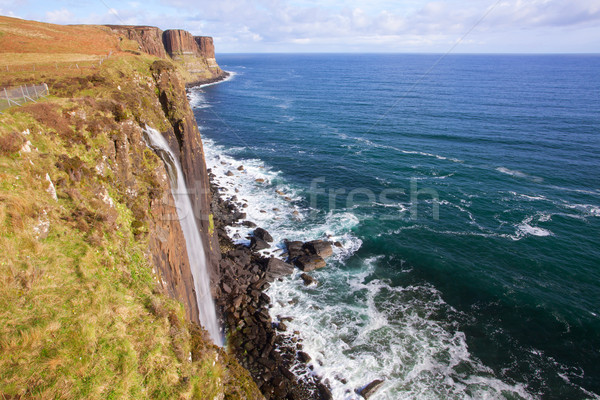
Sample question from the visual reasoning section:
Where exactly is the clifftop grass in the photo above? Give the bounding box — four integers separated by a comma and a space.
0, 19, 261, 400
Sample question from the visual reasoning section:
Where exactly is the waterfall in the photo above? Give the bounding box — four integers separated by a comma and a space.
143, 126, 222, 346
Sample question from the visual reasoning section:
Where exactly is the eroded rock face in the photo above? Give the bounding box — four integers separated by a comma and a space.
150, 60, 222, 282
194, 36, 215, 58
107, 25, 167, 58
163, 29, 200, 58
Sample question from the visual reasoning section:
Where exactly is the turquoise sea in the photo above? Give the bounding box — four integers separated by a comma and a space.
190, 54, 600, 399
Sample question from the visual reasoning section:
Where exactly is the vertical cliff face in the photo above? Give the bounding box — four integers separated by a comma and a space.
162, 29, 200, 58
149, 60, 222, 287
195, 36, 215, 59
106, 25, 226, 86
106, 25, 167, 58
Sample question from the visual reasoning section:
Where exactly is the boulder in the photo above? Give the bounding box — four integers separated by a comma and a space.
357, 379, 385, 399
297, 351, 311, 363
242, 220, 257, 228
254, 227, 273, 242
265, 258, 294, 282
300, 273, 317, 286
294, 255, 326, 272
303, 240, 333, 258
226, 171, 234, 176
250, 237, 270, 251
285, 240, 304, 260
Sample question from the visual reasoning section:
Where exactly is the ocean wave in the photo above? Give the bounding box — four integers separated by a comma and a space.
349, 136, 464, 164
197, 70, 237, 88
267, 257, 533, 399
202, 136, 363, 261
496, 167, 544, 183
561, 203, 600, 218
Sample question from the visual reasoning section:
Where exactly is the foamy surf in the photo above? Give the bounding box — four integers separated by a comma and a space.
268, 257, 534, 400
200, 133, 534, 400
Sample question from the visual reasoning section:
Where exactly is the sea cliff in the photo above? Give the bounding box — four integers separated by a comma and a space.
0, 16, 258, 399
0, 16, 335, 399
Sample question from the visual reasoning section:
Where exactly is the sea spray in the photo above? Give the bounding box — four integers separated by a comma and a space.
143, 126, 222, 346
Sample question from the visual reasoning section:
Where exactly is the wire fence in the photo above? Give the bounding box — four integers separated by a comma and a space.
0, 83, 49, 111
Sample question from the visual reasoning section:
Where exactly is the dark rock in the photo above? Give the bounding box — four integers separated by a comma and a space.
334, 241, 343, 248
237, 165, 244, 171
265, 258, 294, 282
276, 322, 287, 332
226, 170, 234, 176
303, 240, 333, 258
358, 379, 385, 399
221, 282, 232, 294
294, 255, 326, 272
242, 220, 257, 228
317, 382, 333, 400
280, 366, 296, 381
297, 351, 311, 363
251, 237, 270, 251
285, 240, 305, 261
254, 227, 274, 242
300, 273, 317, 286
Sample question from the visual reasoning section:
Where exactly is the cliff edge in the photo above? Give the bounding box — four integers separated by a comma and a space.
107, 25, 227, 86
0, 16, 260, 399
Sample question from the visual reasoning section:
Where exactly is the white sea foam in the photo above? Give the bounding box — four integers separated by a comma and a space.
512, 215, 553, 240
197, 70, 237, 88
496, 167, 544, 183
202, 136, 362, 260
268, 257, 534, 400
350, 136, 464, 164
561, 203, 600, 217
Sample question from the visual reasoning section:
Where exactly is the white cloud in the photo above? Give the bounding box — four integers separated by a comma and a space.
5, 0, 600, 52
45, 8, 74, 24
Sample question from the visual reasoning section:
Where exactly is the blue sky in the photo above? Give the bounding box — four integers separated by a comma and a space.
2, 0, 599, 53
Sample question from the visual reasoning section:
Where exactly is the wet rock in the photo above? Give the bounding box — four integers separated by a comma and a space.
300, 273, 317, 286
237, 165, 244, 171
297, 351, 311, 363
294, 255, 326, 272
254, 227, 273, 242
334, 241, 343, 248
242, 220, 257, 228
318, 382, 333, 400
255, 178, 265, 183
226, 170, 234, 176
276, 322, 287, 331
265, 258, 294, 282
284, 240, 305, 261
357, 379, 385, 399
251, 237, 270, 251
303, 240, 333, 258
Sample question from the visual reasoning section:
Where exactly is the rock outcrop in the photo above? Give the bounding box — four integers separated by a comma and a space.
106, 25, 227, 86
106, 25, 167, 58
162, 29, 199, 58
195, 36, 216, 59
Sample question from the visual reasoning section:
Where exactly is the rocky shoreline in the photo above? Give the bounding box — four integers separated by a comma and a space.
187, 70, 231, 89
208, 172, 335, 400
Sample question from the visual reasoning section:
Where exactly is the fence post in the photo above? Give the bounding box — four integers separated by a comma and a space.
33, 85, 38, 98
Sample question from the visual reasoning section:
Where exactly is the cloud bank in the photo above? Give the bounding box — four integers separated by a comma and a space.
6, 0, 600, 52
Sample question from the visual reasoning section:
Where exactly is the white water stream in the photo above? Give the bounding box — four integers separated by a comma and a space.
143, 126, 222, 346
